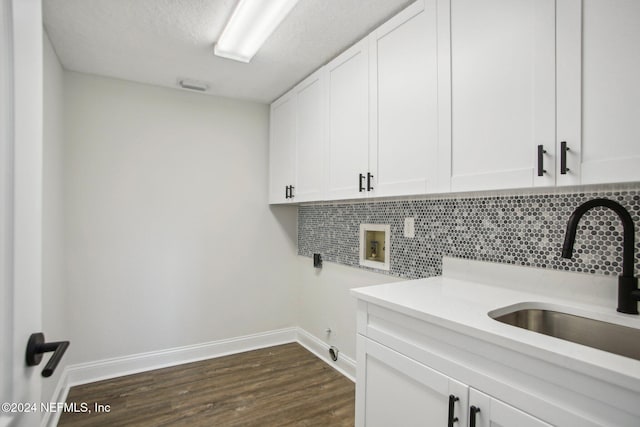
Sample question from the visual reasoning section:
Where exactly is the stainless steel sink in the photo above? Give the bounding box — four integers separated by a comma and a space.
491, 308, 640, 361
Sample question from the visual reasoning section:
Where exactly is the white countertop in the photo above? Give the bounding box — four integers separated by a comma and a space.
351, 257, 640, 392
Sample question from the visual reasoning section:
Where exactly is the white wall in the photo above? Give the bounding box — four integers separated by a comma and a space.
47, 61, 393, 384
42, 30, 66, 402
295, 256, 399, 361
62, 72, 298, 365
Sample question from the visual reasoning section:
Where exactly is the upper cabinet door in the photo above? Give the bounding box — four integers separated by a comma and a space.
557, 0, 640, 186
368, 0, 441, 197
449, 0, 556, 192
269, 94, 296, 204
294, 70, 325, 202
325, 39, 370, 200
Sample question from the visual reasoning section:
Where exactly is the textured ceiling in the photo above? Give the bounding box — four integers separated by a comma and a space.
43, 0, 414, 103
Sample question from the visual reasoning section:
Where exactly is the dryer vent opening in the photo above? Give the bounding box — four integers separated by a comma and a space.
329, 346, 339, 362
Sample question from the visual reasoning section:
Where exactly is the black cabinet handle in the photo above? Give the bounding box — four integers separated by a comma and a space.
359, 173, 365, 192
537, 145, 547, 177
560, 141, 570, 174
448, 395, 459, 427
470, 405, 481, 427
367, 172, 374, 191
285, 185, 294, 199
26, 332, 70, 378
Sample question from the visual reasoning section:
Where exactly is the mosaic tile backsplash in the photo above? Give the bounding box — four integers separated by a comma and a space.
298, 188, 640, 279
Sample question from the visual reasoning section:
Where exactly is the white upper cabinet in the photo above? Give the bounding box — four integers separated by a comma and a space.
294, 70, 325, 202
269, 93, 296, 204
325, 39, 370, 200
557, 0, 640, 186
448, 0, 556, 192
368, 0, 442, 197
269, 0, 640, 204
325, 0, 444, 200
269, 70, 325, 204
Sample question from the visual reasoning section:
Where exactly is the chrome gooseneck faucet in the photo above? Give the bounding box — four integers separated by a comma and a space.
561, 198, 640, 314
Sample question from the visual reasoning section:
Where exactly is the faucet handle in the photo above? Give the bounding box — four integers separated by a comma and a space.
618, 277, 639, 315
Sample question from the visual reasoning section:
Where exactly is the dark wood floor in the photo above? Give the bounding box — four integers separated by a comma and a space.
58, 343, 355, 426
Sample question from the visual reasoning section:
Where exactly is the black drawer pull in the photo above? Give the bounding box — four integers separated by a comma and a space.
359, 173, 365, 192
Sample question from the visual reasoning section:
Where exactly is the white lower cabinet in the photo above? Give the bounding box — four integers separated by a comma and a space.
356, 336, 468, 427
353, 300, 634, 426
469, 388, 551, 427
356, 335, 549, 427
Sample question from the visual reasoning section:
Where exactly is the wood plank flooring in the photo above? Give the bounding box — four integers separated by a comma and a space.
58, 343, 355, 426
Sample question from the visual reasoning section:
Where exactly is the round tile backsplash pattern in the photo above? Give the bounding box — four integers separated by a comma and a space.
298, 189, 640, 279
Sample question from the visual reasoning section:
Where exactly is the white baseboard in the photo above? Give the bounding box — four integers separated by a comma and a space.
43, 327, 355, 427
295, 329, 356, 382
66, 327, 298, 387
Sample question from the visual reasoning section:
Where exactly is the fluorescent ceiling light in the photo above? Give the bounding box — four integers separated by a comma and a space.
214, 0, 299, 63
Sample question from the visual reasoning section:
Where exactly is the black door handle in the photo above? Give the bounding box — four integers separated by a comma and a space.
367, 172, 374, 191
359, 173, 365, 192
560, 141, 570, 174
470, 405, 481, 427
285, 185, 294, 199
448, 395, 459, 427
26, 332, 70, 377
537, 144, 547, 177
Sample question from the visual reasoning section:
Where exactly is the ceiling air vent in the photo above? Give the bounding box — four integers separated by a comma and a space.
178, 79, 209, 92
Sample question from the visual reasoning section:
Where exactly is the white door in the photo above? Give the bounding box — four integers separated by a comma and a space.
557, 0, 640, 185
1, 0, 44, 426
269, 93, 296, 204
368, 0, 440, 197
325, 39, 369, 200
355, 336, 468, 427
449, 0, 556, 191
469, 388, 552, 427
294, 69, 325, 202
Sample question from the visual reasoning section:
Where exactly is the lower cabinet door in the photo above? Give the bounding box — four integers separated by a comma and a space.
468, 388, 552, 427
356, 336, 468, 427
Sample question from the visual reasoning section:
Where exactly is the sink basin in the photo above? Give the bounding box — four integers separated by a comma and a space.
491, 306, 640, 361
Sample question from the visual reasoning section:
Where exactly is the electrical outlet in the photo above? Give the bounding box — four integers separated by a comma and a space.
404, 217, 415, 238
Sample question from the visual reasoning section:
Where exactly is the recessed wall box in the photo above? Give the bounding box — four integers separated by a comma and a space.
359, 224, 390, 271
